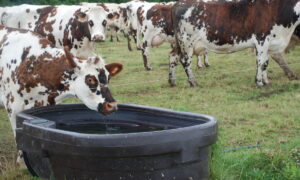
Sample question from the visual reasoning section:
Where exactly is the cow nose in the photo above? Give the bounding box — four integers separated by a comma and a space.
101, 102, 117, 115
92, 35, 105, 42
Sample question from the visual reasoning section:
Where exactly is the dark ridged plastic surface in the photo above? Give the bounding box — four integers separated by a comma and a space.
16, 103, 217, 180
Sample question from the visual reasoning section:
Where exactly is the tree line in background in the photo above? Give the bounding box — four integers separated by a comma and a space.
0, 0, 173, 6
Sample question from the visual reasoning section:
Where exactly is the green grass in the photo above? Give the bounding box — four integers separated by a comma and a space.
1, 36, 300, 179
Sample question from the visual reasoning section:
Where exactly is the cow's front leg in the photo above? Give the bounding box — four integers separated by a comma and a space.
180, 52, 198, 87
8, 110, 26, 169
256, 49, 270, 87
116, 33, 120, 42
169, 49, 180, 86
141, 44, 152, 71
271, 53, 298, 80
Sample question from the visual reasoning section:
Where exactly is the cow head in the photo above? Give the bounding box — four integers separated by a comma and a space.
65, 48, 123, 115
76, 6, 108, 42
107, 6, 128, 30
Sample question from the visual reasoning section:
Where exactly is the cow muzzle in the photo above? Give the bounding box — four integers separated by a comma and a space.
92, 35, 105, 42
98, 102, 118, 115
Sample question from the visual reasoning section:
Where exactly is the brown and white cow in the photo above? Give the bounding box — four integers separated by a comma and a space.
172, 0, 300, 87
0, 4, 108, 58
124, 0, 148, 51
136, 2, 210, 72
0, 25, 122, 138
80, 2, 129, 43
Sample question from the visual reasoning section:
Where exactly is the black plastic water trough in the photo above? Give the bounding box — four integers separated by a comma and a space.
16, 103, 217, 180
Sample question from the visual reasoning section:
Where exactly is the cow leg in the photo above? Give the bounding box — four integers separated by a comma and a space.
271, 53, 299, 80
126, 35, 132, 51
180, 52, 198, 87
196, 55, 203, 69
169, 47, 180, 86
116, 30, 120, 42
203, 51, 210, 67
141, 44, 152, 71
256, 49, 270, 87
8, 108, 26, 169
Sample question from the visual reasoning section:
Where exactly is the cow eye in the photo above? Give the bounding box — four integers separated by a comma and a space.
89, 20, 94, 27
102, 20, 107, 27
85, 75, 99, 92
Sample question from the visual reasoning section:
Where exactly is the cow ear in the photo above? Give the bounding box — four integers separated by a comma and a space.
105, 63, 123, 77
64, 46, 77, 68
75, 11, 88, 22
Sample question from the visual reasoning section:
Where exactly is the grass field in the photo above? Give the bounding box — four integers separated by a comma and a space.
0, 37, 300, 180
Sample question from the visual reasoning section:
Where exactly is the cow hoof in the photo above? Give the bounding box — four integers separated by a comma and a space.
256, 83, 264, 89
16, 154, 26, 169
137, 47, 142, 51
205, 64, 210, 67
189, 80, 198, 87
287, 73, 299, 80
169, 80, 177, 87
145, 67, 153, 71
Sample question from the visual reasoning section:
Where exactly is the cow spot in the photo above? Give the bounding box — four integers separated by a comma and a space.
21, 46, 32, 61
137, 6, 144, 26
85, 75, 99, 93
97, 3, 109, 12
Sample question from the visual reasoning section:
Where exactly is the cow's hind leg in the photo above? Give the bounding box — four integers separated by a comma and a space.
169, 47, 180, 86
203, 50, 210, 67
180, 52, 198, 87
141, 44, 152, 71
256, 49, 270, 87
271, 53, 298, 80
196, 55, 203, 68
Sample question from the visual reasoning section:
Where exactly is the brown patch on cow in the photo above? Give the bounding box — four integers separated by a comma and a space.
147, 4, 174, 36
48, 92, 59, 105
35, 7, 57, 45
28, 22, 32, 28
174, 0, 300, 45
15, 51, 75, 96
24, 99, 29, 105
94, 57, 100, 64
97, 3, 109, 12
26, 9, 30, 13
39, 38, 53, 48
137, 6, 144, 26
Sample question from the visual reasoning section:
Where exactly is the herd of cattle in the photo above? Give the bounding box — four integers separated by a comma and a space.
0, 0, 300, 165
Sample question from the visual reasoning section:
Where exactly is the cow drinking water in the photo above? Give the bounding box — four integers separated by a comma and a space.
0, 25, 123, 138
